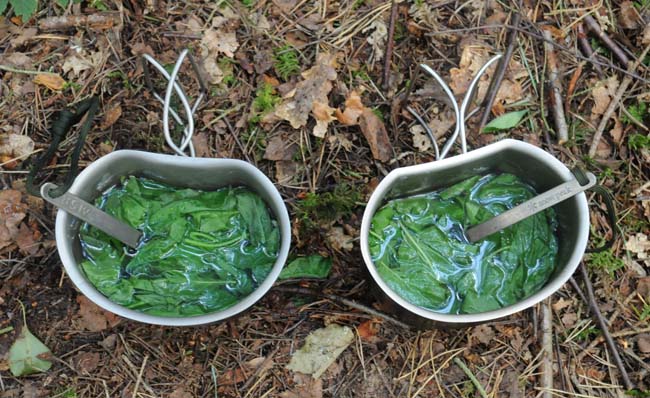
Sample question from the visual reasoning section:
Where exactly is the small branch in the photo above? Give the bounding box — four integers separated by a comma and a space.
274, 286, 412, 330
541, 298, 553, 398
38, 12, 121, 31
0, 65, 58, 76
383, 0, 399, 91
453, 357, 489, 398
577, 23, 604, 77
578, 262, 634, 391
478, 12, 521, 132
582, 15, 630, 66
588, 43, 650, 157
542, 29, 569, 144
565, 63, 583, 116
0, 326, 14, 335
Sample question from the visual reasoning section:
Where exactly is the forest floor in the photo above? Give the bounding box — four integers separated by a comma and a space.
0, 0, 649, 397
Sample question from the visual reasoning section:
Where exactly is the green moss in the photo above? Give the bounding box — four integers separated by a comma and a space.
297, 184, 361, 229
274, 45, 301, 81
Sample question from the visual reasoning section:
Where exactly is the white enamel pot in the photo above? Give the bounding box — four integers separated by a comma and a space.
54, 150, 291, 326
360, 139, 590, 328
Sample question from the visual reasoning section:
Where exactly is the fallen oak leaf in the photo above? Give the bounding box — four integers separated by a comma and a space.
33, 73, 66, 91
0, 133, 35, 166
312, 101, 336, 138
76, 295, 121, 332
100, 104, 122, 130
359, 108, 392, 162
335, 90, 365, 125
274, 53, 337, 134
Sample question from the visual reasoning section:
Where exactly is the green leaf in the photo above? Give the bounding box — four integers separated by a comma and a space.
79, 178, 280, 317
0, 0, 9, 15
369, 173, 558, 314
9, 302, 52, 377
482, 110, 528, 132
9, 0, 38, 20
279, 255, 332, 279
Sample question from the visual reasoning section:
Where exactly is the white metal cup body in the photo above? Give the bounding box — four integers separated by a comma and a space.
55, 150, 291, 326
360, 139, 590, 327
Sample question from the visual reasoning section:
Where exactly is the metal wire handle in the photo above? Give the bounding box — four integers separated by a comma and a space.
410, 54, 502, 160
142, 49, 208, 157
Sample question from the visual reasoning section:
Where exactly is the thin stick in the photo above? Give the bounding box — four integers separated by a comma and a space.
0, 65, 59, 76
542, 29, 569, 144
383, 0, 399, 91
0, 326, 14, 335
577, 23, 604, 77
452, 357, 489, 398
578, 262, 634, 390
132, 355, 148, 398
478, 12, 521, 132
274, 286, 412, 329
582, 15, 630, 66
541, 298, 554, 398
588, 43, 650, 157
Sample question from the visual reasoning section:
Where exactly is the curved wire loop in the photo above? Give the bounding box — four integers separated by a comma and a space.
142, 49, 207, 157
410, 54, 503, 160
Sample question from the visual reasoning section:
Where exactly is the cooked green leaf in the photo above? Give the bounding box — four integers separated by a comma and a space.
79, 178, 280, 317
369, 173, 558, 314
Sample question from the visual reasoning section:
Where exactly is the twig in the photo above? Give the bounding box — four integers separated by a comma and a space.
478, 12, 521, 132
582, 15, 630, 66
0, 326, 14, 335
577, 23, 604, 77
38, 12, 121, 31
565, 63, 583, 115
383, 0, 399, 91
0, 65, 59, 76
274, 286, 412, 330
541, 298, 553, 398
588, 43, 650, 157
578, 262, 634, 390
132, 355, 148, 398
452, 357, 489, 398
542, 29, 569, 144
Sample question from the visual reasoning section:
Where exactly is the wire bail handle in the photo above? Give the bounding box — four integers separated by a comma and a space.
406, 54, 502, 160
141, 49, 208, 158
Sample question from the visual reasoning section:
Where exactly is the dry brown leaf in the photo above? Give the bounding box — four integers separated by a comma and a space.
637, 334, 650, 353
327, 133, 353, 151
626, 233, 649, 259
335, 91, 365, 126
561, 312, 578, 327
62, 50, 104, 76
312, 101, 336, 138
15, 223, 40, 256
449, 42, 524, 105
169, 387, 192, 398
363, 20, 387, 61
327, 226, 353, 251
100, 105, 122, 130
410, 125, 432, 152
199, 16, 239, 84
618, 1, 641, 29
610, 117, 624, 144
274, 53, 337, 134
552, 297, 572, 311
590, 76, 620, 120
472, 324, 495, 345
0, 133, 35, 165
264, 134, 297, 161
276, 160, 298, 184
280, 373, 323, 398
643, 24, 650, 45
74, 352, 101, 374
359, 108, 392, 162
357, 319, 381, 342
0, 190, 27, 251
76, 295, 121, 332
217, 356, 269, 386
191, 132, 211, 157
33, 74, 66, 91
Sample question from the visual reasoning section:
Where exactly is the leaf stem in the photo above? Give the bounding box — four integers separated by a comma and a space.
453, 357, 489, 398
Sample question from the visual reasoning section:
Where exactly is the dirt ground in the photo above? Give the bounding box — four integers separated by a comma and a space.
1, 0, 649, 397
